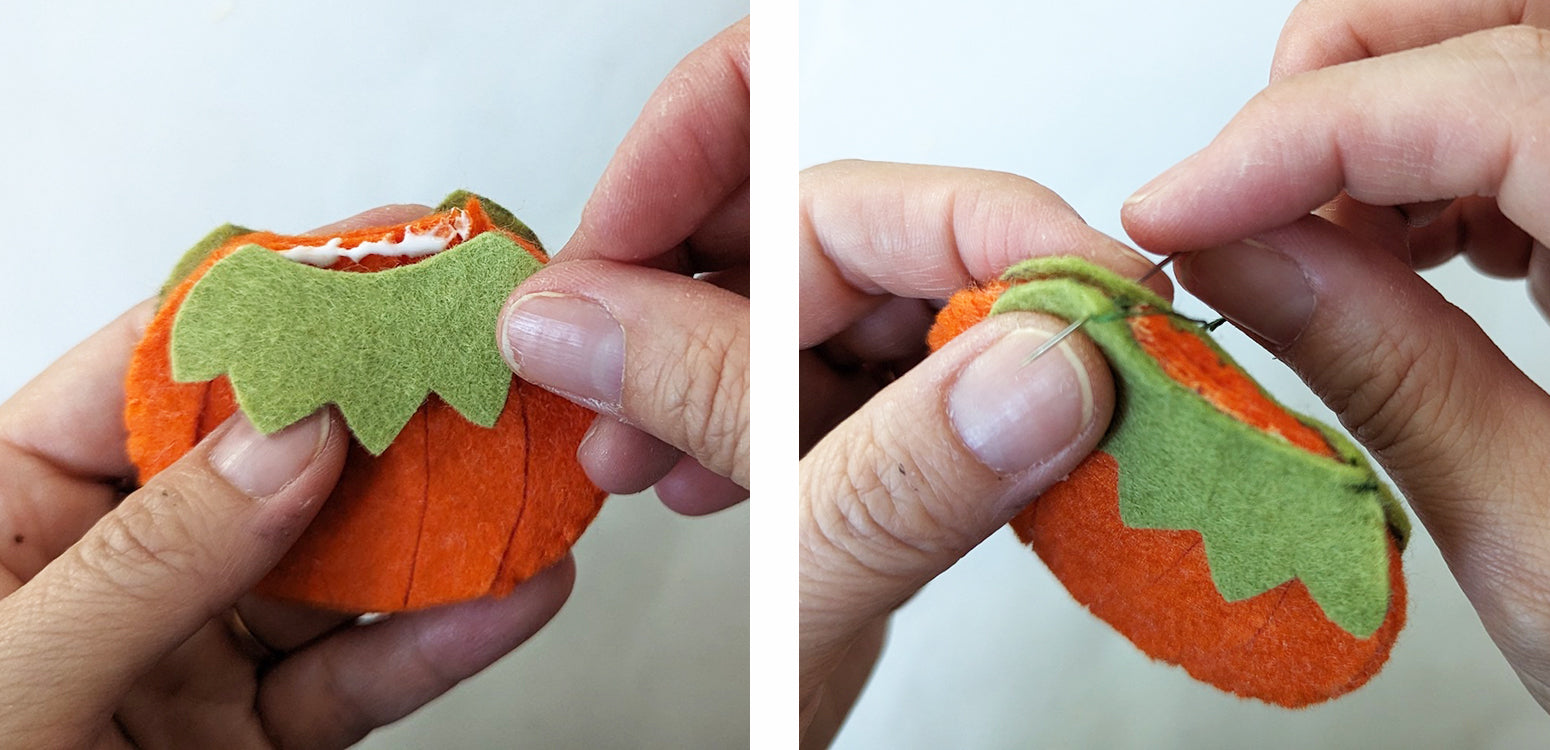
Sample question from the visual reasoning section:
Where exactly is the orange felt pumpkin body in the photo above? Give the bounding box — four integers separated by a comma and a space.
125, 199, 604, 612
929, 282, 1404, 707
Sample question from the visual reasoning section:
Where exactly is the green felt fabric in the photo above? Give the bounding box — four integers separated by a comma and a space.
992, 257, 1410, 637
158, 223, 254, 303
436, 190, 544, 252
170, 231, 542, 454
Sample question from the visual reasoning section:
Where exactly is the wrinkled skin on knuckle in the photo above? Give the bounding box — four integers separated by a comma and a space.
304, 648, 385, 744
803, 415, 978, 592
1306, 311, 1470, 482
1468, 26, 1550, 125
1480, 24, 1550, 67
72, 473, 227, 598
1457, 524, 1550, 687
75, 496, 197, 596
648, 314, 749, 482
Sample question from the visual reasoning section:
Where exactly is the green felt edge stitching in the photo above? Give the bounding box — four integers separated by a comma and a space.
157, 223, 254, 305
436, 190, 544, 253
169, 232, 542, 454
991, 257, 1408, 637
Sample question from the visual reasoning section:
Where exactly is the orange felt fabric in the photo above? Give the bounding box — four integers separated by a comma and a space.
261, 409, 431, 610
1011, 451, 1405, 707
1128, 314, 1332, 456
494, 384, 604, 587
925, 281, 1009, 352
404, 389, 530, 610
125, 202, 601, 612
927, 278, 1405, 706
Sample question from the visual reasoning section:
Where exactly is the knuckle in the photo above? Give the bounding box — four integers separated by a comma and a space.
1470, 26, 1550, 106
650, 316, 749, 478
1310, 309, 1476, 481
73, 484, 205, 591
403, 631, 463, 694
311, 649, 392, 739
1462, 526, 1550, 680
1480, 24, 1550, 64
802, 416, 971, 579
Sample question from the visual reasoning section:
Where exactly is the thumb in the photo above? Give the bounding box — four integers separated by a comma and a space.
0, 410, 344, 727
1174, 216, 1550, 708
800, 312, 1114, 705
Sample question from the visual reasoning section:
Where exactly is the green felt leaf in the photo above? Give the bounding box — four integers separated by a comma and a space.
992, 257, 1409, 637
170, 231, 542, 454
158, 223, 253, 304
436, 190, 544, 253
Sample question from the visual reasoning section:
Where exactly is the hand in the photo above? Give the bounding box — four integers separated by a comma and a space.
0, 207, 573, 748
1122, 0, 1550, 711
498, 17, 750, 515
799, 160, 1170, 747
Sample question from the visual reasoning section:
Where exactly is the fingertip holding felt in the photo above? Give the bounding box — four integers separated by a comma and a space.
125, 194, 606, 613
928, 257, 1407, 706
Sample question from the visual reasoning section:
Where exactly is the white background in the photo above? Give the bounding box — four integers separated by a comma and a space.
0, 2, 748, 748
803, 1, 1550, 748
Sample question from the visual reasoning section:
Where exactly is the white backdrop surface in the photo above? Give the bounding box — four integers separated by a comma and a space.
0, 2, 748, 748
802, 1, 1550, 748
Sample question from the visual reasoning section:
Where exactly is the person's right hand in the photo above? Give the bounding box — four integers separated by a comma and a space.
499, 18, 749, 515
1121, 0, 1550, 712
799, 160, 1170, 747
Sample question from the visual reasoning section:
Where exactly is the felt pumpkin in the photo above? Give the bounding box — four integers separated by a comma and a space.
928, 257, 1409, 707
124, 192, 605, 613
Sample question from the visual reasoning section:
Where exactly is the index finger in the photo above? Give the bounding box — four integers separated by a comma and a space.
0, 300, 155, 482
800, 160, 1168, 348
1123, 27, 1550, 254
1272, 0, 1550, 80
560, 17, 749, 266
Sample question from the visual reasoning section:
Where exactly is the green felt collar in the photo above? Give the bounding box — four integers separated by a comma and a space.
158, 191, 536, 304
992, 257, 1409, 637
169, 231, 542, 454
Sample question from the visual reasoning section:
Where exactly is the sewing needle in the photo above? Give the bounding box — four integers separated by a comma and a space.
1019, 255, 1174, 367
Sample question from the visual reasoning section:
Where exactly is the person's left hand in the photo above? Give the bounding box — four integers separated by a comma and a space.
800, 160, 1169, 747
0, 207, 574, 748
498, 18, 750, 514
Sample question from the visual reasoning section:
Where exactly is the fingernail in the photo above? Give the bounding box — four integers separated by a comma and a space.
1177, 239, 1315, 347
210, 412, 330, 497
947, 327, 1097, 475
501, 292, 625, 411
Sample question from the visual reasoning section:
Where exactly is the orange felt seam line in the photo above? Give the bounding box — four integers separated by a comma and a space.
492, 381, 535, 592
493, 385, 605, 588
401, 395, 434, 610
405, 388, 534, 609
